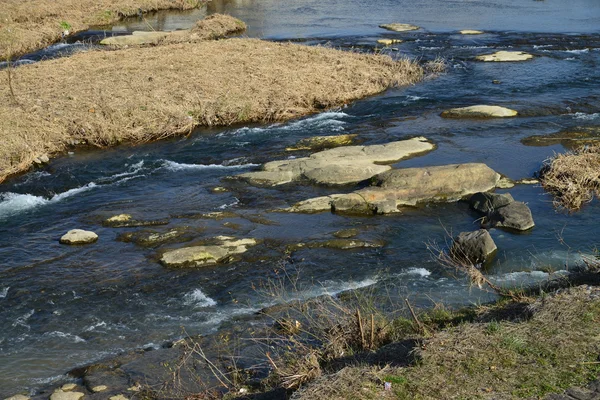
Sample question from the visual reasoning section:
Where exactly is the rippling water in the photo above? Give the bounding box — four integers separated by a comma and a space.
1, 0, 600, 396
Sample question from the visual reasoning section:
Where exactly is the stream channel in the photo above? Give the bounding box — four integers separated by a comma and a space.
1, 0, 600, 396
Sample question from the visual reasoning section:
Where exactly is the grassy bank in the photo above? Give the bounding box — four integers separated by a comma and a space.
0, 0, 205, 59
540, 145, 600, 211
0, 39, 423, 183
244, 284, 600, 400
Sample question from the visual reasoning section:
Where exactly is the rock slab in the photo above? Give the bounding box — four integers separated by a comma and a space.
160, 236, 258, 267
60, 229, 98, 245
475, 51, 534, 62
379, 23, 420, 32
286, 134, 359, 151
236, 137, 435, 186
441, 105, 518, 118
451, 230, 497, 264
287, 163, 501, 214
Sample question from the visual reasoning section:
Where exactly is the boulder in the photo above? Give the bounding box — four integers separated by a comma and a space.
441, 105, 518, 118
236, 137, 434, 186
285, 134, 359, 151
59, 229, 98, 245
286, 163, 501, 214
377, 39, 403, 46
160, 237, 258, 267
451, 230, 497, 264
379, 23, 420, 32
460, 29, 484, 35
475, 51, 534, 62
489, 201, 535, 231
49, 391, 84, 400
103, 214, 169, 228
468, 192, 514, 214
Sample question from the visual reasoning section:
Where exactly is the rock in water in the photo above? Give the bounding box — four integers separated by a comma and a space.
379, 23, 420, 32
285, 134, 359, 151
160, 237, 258, 267
103, 214, 169, 228
235, 137, 435, 186
475, 51, 534, 62
49, 391, 84, 400
59, 229, 98, 245
451, 230, 497, 264
441, 105, 518, 118
286, 163, 501, 214
468, 192, 514, 214
377, 39, 403, 46
4, 395, 30, 400
460, 29, 484, 34
489, 201, 535, 231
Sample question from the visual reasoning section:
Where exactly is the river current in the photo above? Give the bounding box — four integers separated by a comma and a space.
1, 0, 600, 395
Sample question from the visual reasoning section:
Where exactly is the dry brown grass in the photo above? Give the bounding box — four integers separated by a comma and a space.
0, 0, 204, 59
0, 39, 423, 183
540, 145, 600, 211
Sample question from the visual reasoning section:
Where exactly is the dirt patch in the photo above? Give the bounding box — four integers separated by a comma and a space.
0, 38, 423, 183
0, 0, 205, 59
540, 145, 600, 211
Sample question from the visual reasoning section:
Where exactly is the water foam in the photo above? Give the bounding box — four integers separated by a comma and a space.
43, 331, 85, 343
398, 267, 432, 277
572, 112, 600, 120
12, 309, 34, 329
0, 182, 97, 220
161, 160, 258, 172
492, 269, 569, 283
183, 289, 217, 308
0, 287, 9, 298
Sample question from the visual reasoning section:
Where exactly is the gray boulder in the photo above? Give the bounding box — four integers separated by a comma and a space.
468, 192, 514, 214
451, 230, 497, 265
489, 202, 535, 231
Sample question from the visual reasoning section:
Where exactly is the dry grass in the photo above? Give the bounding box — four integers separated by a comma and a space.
0, 39, 423, 183
540, 145, 600, 211
0, 0, 204, 59
292, 285, 600, 400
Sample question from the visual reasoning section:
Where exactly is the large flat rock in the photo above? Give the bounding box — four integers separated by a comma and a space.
236, 137, 434, 186
285, 163, 501, 214
379, 23, 420, 32
441, 105, 518, 118
160, 236, 258, 267
475, 51, 534, 62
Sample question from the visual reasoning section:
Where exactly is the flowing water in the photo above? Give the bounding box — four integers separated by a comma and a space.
2, 0, 600, 396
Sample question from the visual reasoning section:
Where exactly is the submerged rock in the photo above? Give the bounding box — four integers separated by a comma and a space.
286, 239, 384, 253
117, 227, 193, 247
103, 214, 169, 228
475, 51, 534, 62
451, 230, 497, 264
235, 137, 435, 186
441, 105, 518, 118
333, 228, 360, 239
377, 39, 403, 46
379, 23, 420, 32
286, 163, 501, 214
286, 134, 359, 151
4, 395, 30, 400
59, 229, 98, 245
460, 29, 484, 35
521, 126, 600, 148
160, 236, 258, 267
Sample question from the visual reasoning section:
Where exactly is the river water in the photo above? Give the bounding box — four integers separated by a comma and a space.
1, 0, 600, 396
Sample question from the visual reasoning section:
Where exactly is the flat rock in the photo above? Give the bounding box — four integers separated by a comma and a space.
451, 229, 497, 265
286, 163, 501, 214
489, 201, 535, 231
109, 396, 128, 400
377, 39, 403, 46
49, 391, 84, 400
61, 383, 77, 391
521, 126, 600, 149
333, 228, 360, 238
286, 239, 384, 252
236, 137, 434, 186
475, 51, 534, 62
117, 227, 192, 247
91, 385, 108, 392
460, 29, 484, 35
100, 31, 172, 46
379, 23, 420, 32
3, 395, 30, 400
468, 192, 514, 214
103, 214, 169, 228
441, 105, 518, 118
160, 237, 258, 267
59, 229, 98, 245
286, 134, 359, 151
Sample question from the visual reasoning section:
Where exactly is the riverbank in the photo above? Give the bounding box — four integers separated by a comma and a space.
0, 37, 422, 184
0, 0, 207, 59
